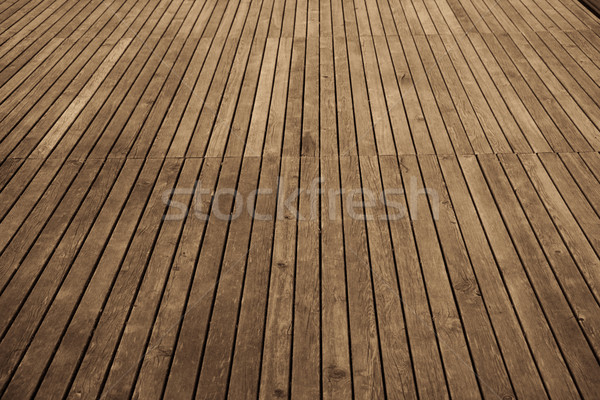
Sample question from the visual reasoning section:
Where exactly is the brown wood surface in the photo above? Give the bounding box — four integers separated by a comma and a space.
1, 0, 600, 397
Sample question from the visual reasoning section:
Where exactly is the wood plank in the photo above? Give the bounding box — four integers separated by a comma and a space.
257, 156, 297, 399
0, 0, 169, 158
291, 156, 321, 399
320, 157, 353, 399
339, 155, 384, 398
301, 36, 319, 156
559, 152, 600, 218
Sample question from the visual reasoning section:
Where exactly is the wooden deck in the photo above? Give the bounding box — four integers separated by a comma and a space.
0, 0, 600, 397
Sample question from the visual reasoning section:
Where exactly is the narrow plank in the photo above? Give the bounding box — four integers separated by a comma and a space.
0, 0, 157, 133
319, 36, 339, 157
150, 0, 249, 158
281, 38, 305, 157
393, 0, 473, 155
466, 33, 552, 153
540, 153, 600, 297
121, 15, 218, 159
533, 31, 600, 107
579, 152, 600, 183
78, 0, 201, 160
320, 157, 353, 399
0, 0, 103, 81
480, 31, 590, 152
0, 0, 75, 61
377, 35, 435, 154
183, 35, 253, 157
301, 36, 319, 156
346, 38, 378, 156
164, 37, 236, 156
559, 152, 600, 218
432, 32, 512, 154
0, 0, 172, 160
493, 31, 600, 150
260, 37, 292, 158
339, 155, 384, 398
360, 36, 397, 156
79, 0, 214, 159
0, 36, 64, 103
535, 153, 600, 275
331, 29, 357, 156
352, 0, 374, 36
370, 36, 416, 155
291, 156, 321, 399
143, 38, 213, 159
0, 158, 45, 221
546, 0, 600, 31
404, 16, 474, 154
548, 31, 600, 84
224, 39, 280, 158
388, 34, 455, 154
0, 0, 46, 27
0, 0, 144, 123
0, 158, 26, 194
244, 38, 281, 158
507, 32, 600, 131
30, 38, 132, 159
197, 0, 279, 163
425, 34, 493, 154
257, 156, 297, 399
203, 13, 275, 158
